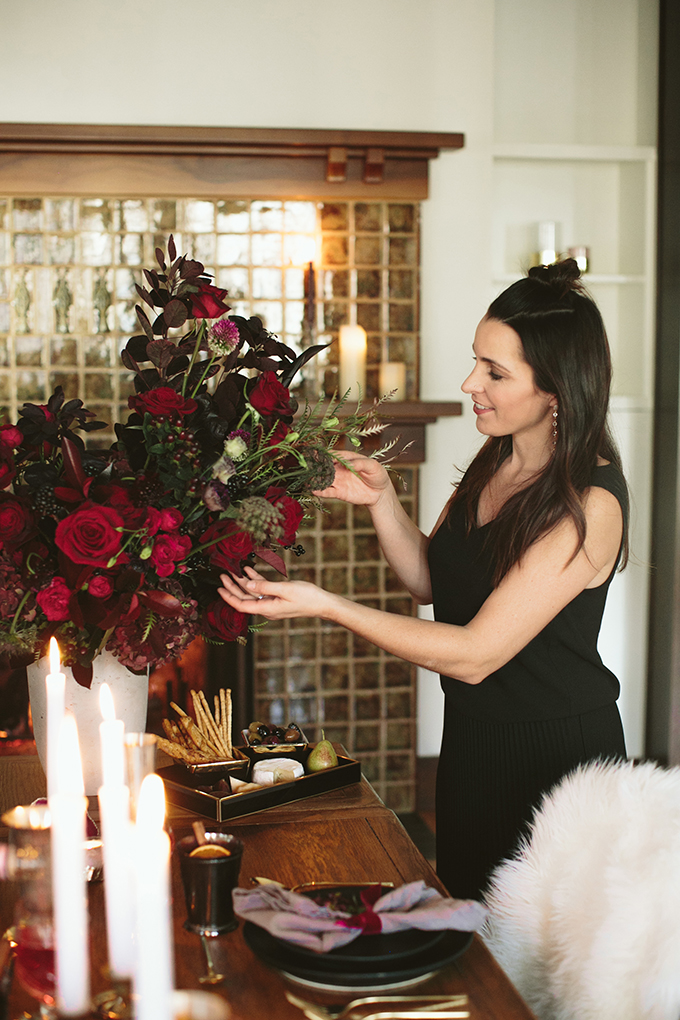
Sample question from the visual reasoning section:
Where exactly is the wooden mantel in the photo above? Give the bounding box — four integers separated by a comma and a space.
0, 123, 464, 198
339, 399, 463, 463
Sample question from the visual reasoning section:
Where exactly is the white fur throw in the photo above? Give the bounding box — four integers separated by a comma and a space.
483, 759, 680, 1020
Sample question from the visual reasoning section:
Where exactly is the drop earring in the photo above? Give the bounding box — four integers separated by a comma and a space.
551, 406, 558, 447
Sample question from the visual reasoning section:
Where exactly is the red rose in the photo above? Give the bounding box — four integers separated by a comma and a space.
205, 600, 249, 641
0, 425, 22, 450
267, 420, 291, 448
265, 486, 304, 545
36, 576, 72, 621
159, 508, 183, 531
128, 387, 197, 419
200, 521, 254, 573
249, 372, 292, 418
88, 574, 114, 600
149, 532, 192, 578
55, 505, 124, 567
0, 461, 15, 490
0, 494, 34, 546
144, 507, 162, 536
190, 282, 230, 319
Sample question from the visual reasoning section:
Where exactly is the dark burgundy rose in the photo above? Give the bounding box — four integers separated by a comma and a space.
200, 521, 254, 573
265, 487, 304, 545
55, 504, 124, 567
36, 576, 72, 621
190, 282, 230, 319
88, 574, 114, 600
128, 387, 197, 419
0, 493, 34, 546
249, 372, 293, 418
205, 599, 249, 641
149, 532, 191, 578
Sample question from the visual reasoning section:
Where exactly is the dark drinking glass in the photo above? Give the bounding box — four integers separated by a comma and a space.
176, 833, 243, 936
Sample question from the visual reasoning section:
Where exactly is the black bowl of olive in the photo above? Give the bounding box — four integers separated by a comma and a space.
241, 720, 308, 749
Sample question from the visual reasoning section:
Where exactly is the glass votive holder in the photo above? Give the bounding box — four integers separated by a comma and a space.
123, 732, 157, 820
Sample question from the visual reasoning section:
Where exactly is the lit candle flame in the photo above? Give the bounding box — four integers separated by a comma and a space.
99, 682, 116, 723
136, 774, 166, 832
49, 636, 61, 676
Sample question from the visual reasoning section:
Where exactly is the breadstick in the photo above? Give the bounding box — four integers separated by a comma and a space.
226, 689, 232, 758
198, 690, 230, 757
170, 701, 189, 719
179, 715, 219, 757
156, 737, 210, 764
220, 688, 228, 749
214, 694, 221, 731
192, 691, 228, 758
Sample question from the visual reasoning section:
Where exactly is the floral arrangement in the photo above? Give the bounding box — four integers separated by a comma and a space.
0, 237, 385, 685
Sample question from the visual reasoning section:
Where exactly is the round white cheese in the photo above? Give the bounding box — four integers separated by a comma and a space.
251, 757, 304, 786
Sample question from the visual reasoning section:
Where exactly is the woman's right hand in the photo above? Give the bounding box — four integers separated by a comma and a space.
314, 450, 392, 507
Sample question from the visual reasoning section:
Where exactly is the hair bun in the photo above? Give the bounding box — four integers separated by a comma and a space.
528, 257, 583, 296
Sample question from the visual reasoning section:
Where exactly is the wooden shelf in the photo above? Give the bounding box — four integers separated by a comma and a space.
0, 123, 464, 199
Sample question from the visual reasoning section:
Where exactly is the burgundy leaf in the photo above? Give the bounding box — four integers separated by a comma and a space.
134, 283, 157, 309
139, 590, 184, 617
168, 234, 177, 261
146, 339, 177, 371
163, 299, 189, 329
143, 268, 160, 290
61, 436, 87, 491
155, 247, 166, 270
179, 259, 205, 281
72, 662, 94, 689
253, 546, 287, 577
126, 335, 151, 361
136, 305, 154, 341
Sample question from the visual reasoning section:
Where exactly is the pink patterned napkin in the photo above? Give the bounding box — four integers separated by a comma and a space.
233, 879, 487, 953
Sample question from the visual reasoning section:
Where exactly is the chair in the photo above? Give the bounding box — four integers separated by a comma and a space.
483, 758, 680, 1020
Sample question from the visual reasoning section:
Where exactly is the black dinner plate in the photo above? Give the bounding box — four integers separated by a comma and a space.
242, 921, 472, 987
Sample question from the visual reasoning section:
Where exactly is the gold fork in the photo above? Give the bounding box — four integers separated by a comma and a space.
284, 991, 469, 1020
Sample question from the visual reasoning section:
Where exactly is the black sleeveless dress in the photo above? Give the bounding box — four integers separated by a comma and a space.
427, 463, 628, 899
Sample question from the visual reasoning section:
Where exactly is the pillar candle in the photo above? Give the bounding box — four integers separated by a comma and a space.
98, 784, 134, 978
49, 713, 90, 1016
132, 774, 173, 1020
45, 637, 65, 801
99, 683, 125, 790
339, 324, 367, 400
379, 361, 406, 400
98, 681, 134, 978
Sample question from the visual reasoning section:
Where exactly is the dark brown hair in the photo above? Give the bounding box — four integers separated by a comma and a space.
449, 258, 628, 584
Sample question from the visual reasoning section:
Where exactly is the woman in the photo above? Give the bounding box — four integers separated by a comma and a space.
218, 258, 628, 899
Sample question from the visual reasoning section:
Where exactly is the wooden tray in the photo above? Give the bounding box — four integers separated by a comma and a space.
158, 747, 361, 821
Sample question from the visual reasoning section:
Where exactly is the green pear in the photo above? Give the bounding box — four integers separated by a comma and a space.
307, 731, 338, 772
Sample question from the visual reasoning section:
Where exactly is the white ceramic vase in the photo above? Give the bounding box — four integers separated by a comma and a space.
27, 648, 149, 796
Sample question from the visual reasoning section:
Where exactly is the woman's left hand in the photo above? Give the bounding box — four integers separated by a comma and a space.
218, 566, 337, 622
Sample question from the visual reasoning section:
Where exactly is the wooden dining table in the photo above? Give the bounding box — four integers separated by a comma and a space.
2, 763, 537, 1020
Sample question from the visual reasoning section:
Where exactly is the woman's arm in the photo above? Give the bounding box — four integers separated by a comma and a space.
318, 450, 433, 604
219, 485, 622, 684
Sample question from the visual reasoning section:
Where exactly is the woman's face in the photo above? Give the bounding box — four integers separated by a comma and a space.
461, 317, 556, 444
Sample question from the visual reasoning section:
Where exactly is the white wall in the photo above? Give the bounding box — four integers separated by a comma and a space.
0, 0, 655, 759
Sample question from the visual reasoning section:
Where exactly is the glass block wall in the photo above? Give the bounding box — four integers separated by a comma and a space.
0, 195, 420, 811
254, 475, 418, 813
